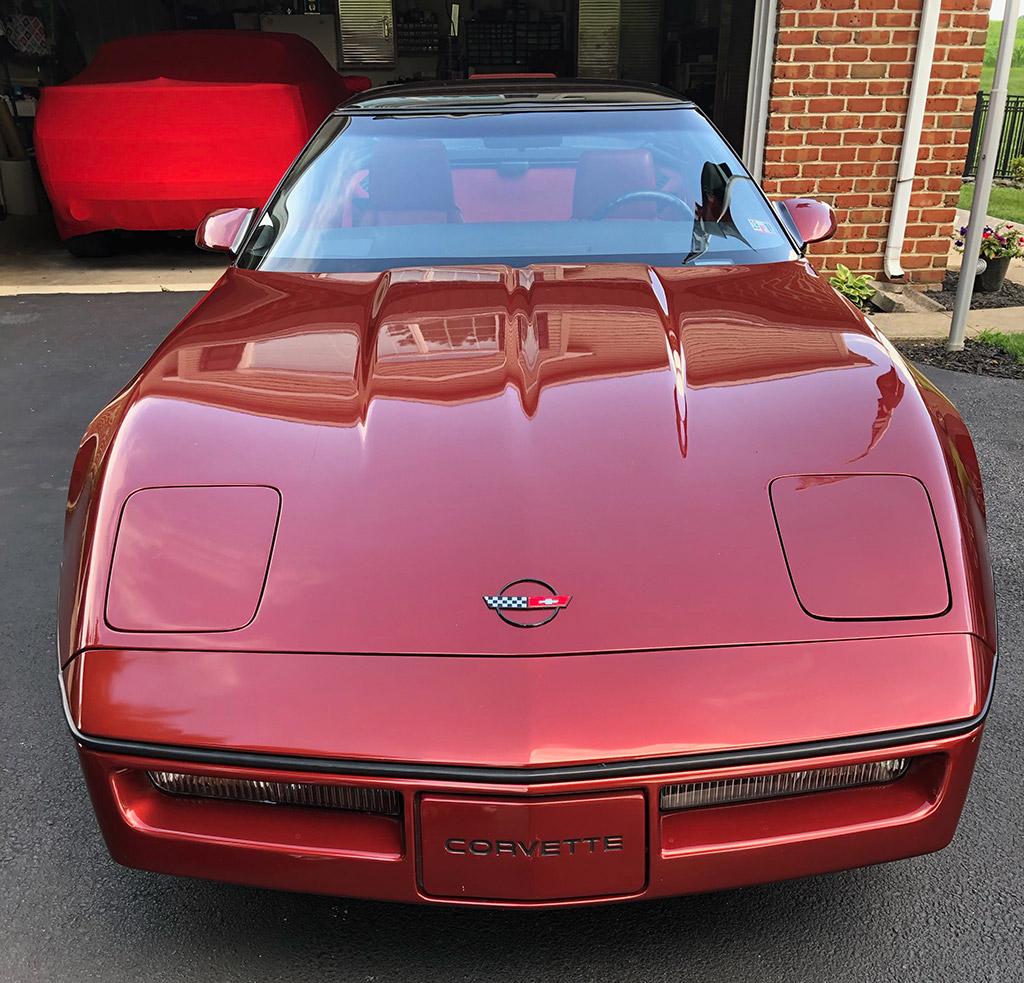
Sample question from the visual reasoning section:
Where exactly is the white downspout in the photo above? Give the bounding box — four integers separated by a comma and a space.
883, 0, 942, 280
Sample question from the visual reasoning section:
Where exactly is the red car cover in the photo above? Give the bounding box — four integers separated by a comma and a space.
35, 31, 370, 239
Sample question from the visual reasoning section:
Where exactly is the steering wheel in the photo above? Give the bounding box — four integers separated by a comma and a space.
591, 190, 691, 221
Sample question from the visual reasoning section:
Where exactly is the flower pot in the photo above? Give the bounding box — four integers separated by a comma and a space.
975, 256, 1011, 293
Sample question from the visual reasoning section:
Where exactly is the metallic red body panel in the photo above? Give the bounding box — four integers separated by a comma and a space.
76, 725, 982, 907
778, 197, 838, 245
65, 636, 992, 767
418, 793, 646, 900
59, 255, 996, 905
105, 485, 280, 632
61, 262, 995, 659
195, 206, 254, 253
770, 474, 950, 620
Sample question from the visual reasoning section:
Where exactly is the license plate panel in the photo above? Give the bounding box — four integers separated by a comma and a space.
418, 791, 647, 901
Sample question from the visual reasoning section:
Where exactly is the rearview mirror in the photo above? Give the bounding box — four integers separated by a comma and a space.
777, 198, 837, 245
195, 207, 256, 254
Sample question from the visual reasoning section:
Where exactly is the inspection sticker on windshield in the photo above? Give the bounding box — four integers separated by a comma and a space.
748, 219, 773, 234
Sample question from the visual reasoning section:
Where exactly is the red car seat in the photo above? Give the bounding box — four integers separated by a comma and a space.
357, 140, 461, 226
572, 149, 657, 220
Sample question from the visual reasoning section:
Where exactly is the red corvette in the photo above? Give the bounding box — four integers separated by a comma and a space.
59, 81, 995, 907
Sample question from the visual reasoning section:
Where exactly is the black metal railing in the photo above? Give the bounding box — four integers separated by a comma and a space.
964, 92, 1024, 179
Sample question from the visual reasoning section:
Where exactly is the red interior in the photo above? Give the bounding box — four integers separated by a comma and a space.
453, 168, 576, 222
341, 147, 695, 227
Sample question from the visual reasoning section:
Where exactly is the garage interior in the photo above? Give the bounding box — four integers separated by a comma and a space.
0, 0, 761, 276
4, 0, 758, 144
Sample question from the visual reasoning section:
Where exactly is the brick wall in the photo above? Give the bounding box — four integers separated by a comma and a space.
761, 0, 988, 286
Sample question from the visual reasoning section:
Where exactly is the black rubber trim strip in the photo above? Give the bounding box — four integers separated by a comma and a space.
335, 102, 692, 117
60, 659, 996, 785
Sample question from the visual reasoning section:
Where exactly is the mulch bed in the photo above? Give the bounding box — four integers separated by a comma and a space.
929, 270, 1024, 311
897, 339, 1024, 380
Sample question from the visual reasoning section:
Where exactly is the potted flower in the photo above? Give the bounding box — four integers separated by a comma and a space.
953, 221, 1024, 293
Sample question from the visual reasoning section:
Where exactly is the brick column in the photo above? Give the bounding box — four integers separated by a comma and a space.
760, 0, 987, 287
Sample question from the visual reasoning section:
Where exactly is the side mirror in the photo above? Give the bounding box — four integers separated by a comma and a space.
195, 207, 256, 254
777, 197, 837, 245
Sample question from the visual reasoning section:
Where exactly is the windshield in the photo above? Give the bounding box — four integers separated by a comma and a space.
239, 107, 798, 272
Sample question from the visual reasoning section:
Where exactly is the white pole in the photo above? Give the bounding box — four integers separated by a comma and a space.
948, 0, 1023, 351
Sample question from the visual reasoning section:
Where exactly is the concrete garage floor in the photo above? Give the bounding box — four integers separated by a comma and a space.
0, 215, 225, 295
1, 293, 1021, 983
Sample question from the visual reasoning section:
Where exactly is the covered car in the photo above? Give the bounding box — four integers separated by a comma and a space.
58, 80, 995, 908
34, 30, 368, 254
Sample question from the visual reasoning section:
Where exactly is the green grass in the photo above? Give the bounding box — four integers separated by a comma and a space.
977, 329, 1024, 363
980, 63, 1024, 95
958, 182, 1024, 223
979, 19, 1024, 95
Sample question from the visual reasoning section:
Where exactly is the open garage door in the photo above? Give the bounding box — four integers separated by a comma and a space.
334, 0, 762, 153
51, 0, 764, 154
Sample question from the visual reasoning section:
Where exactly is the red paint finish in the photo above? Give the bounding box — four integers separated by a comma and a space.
58, 237, 996, 901
75, 725, 982, 906
60, 262, 996, 659
105, 765, 404, 861
419, 793, 646, 901
66, 636, 992, 767
195, 207, 254, 254
770, 474, 950, 620
778, 197, 838, 245
105, 486, 279, 632
912, 368, 997, 646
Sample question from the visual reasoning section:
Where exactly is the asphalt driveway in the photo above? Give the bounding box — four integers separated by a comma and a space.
1, 292, 1021, 983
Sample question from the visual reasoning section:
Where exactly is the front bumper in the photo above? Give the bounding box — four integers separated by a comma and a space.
62, 636, 994, 907
76, 728, 983, 907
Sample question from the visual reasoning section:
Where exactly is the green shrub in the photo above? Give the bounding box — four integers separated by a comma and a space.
829, 264, 876, 310
1010, 156, 1024, 186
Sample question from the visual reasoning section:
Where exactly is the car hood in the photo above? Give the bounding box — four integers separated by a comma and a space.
80, 261, 964, 656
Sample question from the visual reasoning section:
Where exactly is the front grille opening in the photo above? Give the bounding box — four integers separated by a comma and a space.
148, 771, 402, 816
660, 757, 910, 812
